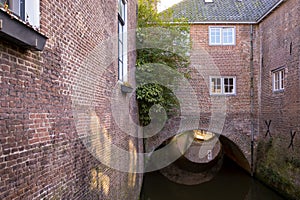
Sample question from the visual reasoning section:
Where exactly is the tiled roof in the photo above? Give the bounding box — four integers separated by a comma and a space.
168, 0, 283, 23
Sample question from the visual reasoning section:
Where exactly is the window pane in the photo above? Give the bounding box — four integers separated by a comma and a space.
118, 0, 127, 81
9, 0, 20, 16
25, 0, 39, 27
222, 28, 234, 44
210, 28, 221, 45
273, 69, 285, 91
118, 19, 124, 81
119, 60, 123, 81
118, 22, 123, 57
224, 78, 228, 85
224, 85, 234, 93
215, 35, 221, 44
119, 0, 125, 21
280, 70, 284, 89
224, 78, 234, 94
217, 78, 221, 86
276, 72, 279, 90
211, 78, 221, 94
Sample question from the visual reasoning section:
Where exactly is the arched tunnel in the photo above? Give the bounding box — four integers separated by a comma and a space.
141, 130, 284, 200
147, 129, 251, 185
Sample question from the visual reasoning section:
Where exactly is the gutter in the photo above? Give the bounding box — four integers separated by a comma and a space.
167, 21, 256, 25
191, 21, 256, 25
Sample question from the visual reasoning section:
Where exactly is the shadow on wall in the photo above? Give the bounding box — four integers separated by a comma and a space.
219, 135, 251, 173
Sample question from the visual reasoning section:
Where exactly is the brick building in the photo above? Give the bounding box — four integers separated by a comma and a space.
0, 0, 142, 199
169, 0, 300, 198
0, 0, 299, 199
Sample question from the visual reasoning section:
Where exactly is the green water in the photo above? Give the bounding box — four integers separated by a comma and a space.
141, 156, 285, 200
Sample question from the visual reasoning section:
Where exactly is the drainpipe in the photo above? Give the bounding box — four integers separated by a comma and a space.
250, 25, 254, 177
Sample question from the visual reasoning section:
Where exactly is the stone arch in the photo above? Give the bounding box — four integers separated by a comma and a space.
219, 135, 251, 173
144, 115, 252, 174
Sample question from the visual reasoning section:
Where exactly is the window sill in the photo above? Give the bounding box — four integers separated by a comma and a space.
273, 89, 284, 94
209, 44, 236, 46
210, 93, 236, 96
0, 9, 47, 51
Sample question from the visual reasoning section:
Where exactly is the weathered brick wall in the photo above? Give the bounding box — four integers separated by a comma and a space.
145, 24, 259, 172
0, 0, 142, 199
189, 24, 256, 130
189, 24, 256, 168
191, 24, 259, 170
256, 0, 300, 198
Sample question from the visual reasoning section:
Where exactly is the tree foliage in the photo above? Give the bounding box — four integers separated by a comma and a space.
136, 0, 190, 126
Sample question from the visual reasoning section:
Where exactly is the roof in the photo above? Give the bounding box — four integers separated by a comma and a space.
168, 0, 283, 23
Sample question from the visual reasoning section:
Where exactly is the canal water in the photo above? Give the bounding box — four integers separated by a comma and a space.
141, 156, 285, 200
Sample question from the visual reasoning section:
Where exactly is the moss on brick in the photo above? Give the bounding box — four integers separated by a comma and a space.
255, 139, 300, 200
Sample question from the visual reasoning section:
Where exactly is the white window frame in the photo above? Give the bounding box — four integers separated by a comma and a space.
209, 27, 235, 46
118, 0, 128, 82
272, 68, 285, 92
1, 0, 40, 29
210, 76, 236, 95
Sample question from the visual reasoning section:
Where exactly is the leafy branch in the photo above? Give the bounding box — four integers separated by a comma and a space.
136, 0, 190, 126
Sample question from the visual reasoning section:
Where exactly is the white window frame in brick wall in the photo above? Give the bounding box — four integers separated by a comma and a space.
209, 27, 235, 46
210, 76, 236, 95
118, 0, 128, 82
272, 68, 285, 92
0, 0, 40, 29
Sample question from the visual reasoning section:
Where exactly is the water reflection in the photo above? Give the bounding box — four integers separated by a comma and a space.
141, 156, 285, 200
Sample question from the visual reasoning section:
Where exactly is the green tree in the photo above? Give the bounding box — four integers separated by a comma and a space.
136, 0, 190, 126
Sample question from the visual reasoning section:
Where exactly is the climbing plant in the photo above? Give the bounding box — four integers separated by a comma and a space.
136, 0, 190, 126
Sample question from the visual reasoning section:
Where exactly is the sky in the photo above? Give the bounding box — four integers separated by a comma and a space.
157, 0, 183, 12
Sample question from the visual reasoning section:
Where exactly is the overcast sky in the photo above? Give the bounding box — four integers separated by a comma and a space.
158, 0, 183, 12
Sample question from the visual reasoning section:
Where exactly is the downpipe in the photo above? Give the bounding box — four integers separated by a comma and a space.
250, 24, 254, 177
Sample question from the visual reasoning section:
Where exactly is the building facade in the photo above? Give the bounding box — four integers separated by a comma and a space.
170, 0, 300, 198
256, 0, 300, 198
0, 0, 142, 199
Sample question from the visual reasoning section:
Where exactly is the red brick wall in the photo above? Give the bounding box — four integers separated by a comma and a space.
256, 0, 300, 198
189, 24, 258, 167
145, 23, 261, 172
0, 0, 142, 199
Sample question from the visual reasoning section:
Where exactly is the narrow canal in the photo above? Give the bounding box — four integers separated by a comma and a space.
141, 156, 285, 200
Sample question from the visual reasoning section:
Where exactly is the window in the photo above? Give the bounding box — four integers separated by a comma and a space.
0, 0, 40, 28
118, 0, 127, 82
209, 27, 235, 45
210, 77, 236, 95
272, 68, 284, 92
0, 0, 45, 50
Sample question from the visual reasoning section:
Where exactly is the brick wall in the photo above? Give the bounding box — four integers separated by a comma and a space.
256, 0, 300, 198
189, 24, 257, 168
0, 0, 142, 199
144, 23, 260, 172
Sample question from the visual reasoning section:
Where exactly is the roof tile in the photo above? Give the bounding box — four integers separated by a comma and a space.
168, 0, 282, 23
